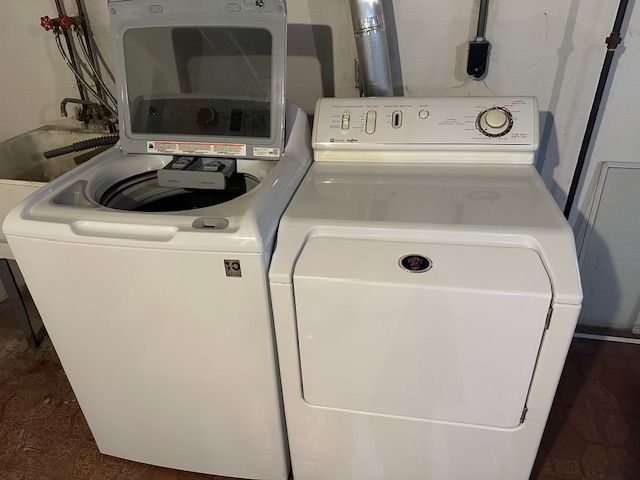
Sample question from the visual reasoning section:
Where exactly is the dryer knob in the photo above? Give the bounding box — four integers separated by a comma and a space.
477, 107, 513, 137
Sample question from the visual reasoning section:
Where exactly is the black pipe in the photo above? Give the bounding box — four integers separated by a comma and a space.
468, 0, 491, 78
563, 0, 629, 218
476, 0, 489, 39
44, 135, 119, 159
54, 0, 88, 104
74, 0, 106, 103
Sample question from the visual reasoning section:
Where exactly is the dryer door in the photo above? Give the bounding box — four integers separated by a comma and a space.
293, 237, 552, 428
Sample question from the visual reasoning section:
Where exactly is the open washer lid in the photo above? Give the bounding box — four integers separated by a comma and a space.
109, 0, 287, 159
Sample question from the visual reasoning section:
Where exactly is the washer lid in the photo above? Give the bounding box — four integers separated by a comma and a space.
109, 0, 287, 159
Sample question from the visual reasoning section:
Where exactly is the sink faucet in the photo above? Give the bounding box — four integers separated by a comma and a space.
60, 97, 92, 117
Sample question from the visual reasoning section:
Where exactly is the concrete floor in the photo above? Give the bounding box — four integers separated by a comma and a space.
1, 301, 639, 480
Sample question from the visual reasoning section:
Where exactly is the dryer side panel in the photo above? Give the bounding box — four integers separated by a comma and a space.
293, 237, 552, 428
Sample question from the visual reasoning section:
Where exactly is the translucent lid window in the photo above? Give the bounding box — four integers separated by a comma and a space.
123, 26, 273, 138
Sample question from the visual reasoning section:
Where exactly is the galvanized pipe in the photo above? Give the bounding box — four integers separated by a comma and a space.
349, 0, 393, 97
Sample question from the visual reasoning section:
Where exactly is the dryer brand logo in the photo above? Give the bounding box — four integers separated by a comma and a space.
399, 255, 432, 273
224, 260, 242, 277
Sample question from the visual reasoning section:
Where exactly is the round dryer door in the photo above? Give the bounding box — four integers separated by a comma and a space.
99, 171, 259, 212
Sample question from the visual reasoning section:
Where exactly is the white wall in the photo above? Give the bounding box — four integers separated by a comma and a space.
572, 1, 640, 226
0, 0, 622, 206
0, 1, 81, 139
568, 1, 640, 332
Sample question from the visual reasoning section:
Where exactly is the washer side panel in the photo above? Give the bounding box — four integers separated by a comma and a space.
8, 235, 289, 480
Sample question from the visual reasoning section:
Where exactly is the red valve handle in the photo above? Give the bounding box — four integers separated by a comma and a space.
40, 15, 56, 31
40, 14, 79, 32
58, 14, 75, 30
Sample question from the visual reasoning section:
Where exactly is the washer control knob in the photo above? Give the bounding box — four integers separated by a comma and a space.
477, 107, 513, 137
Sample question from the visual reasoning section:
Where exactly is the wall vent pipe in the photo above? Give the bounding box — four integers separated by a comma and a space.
349, 0, 394, 97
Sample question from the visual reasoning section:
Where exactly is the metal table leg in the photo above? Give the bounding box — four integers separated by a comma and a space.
0, 259, 47, 347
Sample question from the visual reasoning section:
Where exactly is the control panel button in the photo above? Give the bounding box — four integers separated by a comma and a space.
418, 109, 430, 119
365, 110, 377, 134
341, 113, 351, 130
477, 107, 513, 137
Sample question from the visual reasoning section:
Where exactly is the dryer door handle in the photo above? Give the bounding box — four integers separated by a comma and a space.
70, 221, 178, 242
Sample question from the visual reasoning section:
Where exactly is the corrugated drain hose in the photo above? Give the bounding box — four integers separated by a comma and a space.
44, 135, 119, 159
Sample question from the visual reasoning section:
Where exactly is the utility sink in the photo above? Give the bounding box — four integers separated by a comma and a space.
0, 126, 104, 258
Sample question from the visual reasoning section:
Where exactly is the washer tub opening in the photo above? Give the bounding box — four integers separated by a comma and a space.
99, 170, 260, 212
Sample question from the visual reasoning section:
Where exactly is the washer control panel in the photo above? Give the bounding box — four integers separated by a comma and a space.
313, 96, 537, 148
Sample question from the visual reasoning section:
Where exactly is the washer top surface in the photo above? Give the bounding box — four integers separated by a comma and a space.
3, 104, 311, 254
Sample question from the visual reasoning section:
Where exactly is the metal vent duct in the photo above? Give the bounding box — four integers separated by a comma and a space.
349, 0, 394, 97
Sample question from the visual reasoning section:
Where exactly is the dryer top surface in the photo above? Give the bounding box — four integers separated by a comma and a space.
269, 162, 582, 305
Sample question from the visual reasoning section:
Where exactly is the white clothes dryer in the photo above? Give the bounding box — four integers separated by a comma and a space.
3, 1, 311, 479
269, 96, 582, 480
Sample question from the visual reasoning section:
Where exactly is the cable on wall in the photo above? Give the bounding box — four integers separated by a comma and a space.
467, 0, 491, 78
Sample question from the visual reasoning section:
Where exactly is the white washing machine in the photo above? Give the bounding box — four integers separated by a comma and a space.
3, 1, 311, 479
269, 97, 583, 480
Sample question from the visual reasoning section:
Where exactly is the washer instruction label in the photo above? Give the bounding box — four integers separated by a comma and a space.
147, 141, 247, 157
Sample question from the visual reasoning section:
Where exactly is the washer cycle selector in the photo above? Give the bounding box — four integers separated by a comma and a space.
476, 107, 513, 137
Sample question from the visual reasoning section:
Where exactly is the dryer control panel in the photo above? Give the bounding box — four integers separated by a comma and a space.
312, 97, 539, 164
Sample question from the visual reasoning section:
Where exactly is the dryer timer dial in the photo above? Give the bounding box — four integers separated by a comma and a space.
477, 107, 513, 137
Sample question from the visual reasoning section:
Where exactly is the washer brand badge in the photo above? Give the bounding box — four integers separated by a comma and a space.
399, 255, 432, 273
147, 141, 247, 157
224, 259, 242, 277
